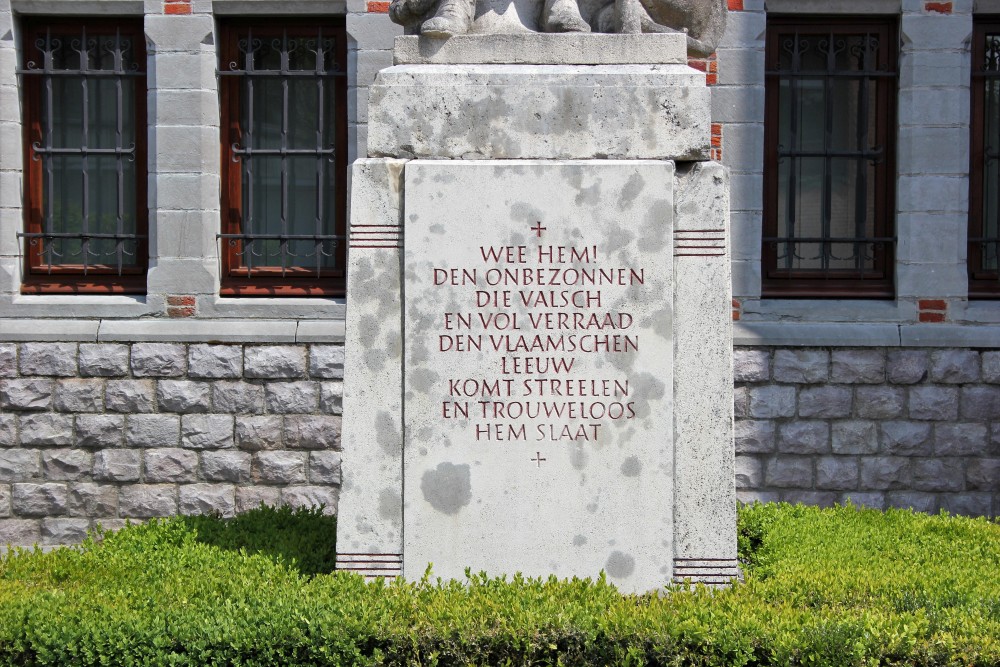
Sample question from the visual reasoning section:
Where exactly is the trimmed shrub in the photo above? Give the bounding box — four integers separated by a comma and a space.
0, 503, 996, 666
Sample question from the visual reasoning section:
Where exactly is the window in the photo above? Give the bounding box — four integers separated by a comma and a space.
763, 18, 897, 298
971, 20, 1000, 298
219, 21, 348, 297
20, 19, 148, 294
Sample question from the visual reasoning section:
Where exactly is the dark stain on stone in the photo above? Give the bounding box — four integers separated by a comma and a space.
605, 551, 635, 579
420, 462, 472, 515
375, 411, 398, 455
573, 535, 587, 546
618, 171, 645, 211
620, 456, 642, 477
378, 488, 401, 522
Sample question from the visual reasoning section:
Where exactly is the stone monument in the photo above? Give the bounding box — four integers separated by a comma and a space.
337, 1, 736, 592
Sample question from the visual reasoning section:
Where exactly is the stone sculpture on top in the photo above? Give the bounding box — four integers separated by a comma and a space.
389, 0, 726, 57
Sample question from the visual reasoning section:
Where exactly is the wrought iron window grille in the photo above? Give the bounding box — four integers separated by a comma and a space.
971, 29, 1000, 294
218, 26, 348, 292
17, 24, 146, 281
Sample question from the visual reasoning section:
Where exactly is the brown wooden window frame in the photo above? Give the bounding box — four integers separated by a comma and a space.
19, 18, 148, 295
970, 19, 1000, 299
218, 19, 348, 298
762, 16, 898, 299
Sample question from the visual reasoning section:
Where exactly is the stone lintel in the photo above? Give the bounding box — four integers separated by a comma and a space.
393, 33, 688, 66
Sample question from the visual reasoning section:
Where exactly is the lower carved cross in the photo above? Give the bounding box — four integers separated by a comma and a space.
530, 452, 547, 467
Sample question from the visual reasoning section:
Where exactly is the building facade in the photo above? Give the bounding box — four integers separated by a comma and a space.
0, 0, 996, 546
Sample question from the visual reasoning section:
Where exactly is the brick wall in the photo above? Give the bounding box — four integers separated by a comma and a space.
735, 347, 1000, 518
0, 343, 343, 546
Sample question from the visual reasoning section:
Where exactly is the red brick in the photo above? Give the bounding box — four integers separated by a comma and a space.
919, 312, 946, 323
728, 0, 743, 10
705, 73, 718, 86
924, 1, 952, 13
168, 307, 196, 318
167, 295, 196, 307
164, 2, 191, 13
918, 299, 947, 311
732, 310, 741, 321
687, 59, 708, 72
367, 1, 391, 11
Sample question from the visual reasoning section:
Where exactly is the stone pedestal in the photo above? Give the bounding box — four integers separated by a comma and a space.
338, 34, 737, 591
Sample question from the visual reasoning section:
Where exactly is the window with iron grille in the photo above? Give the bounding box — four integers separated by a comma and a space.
219, 21, 348, 297
971, 20, 1000, 299
19, 19, 148, 294
763, 18, 897, 298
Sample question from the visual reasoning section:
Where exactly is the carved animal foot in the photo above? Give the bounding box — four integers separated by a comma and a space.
389, 0, 439, 29
420, 0, 476, 37
542, 0, 592, 32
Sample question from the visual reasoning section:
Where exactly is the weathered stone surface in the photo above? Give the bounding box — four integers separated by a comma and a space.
912, 459, 964, 492
309, 451, 342, 485
236, 486, 281, 513
0, 450, 40, 482
982, 351, 1000, 384
733, 386, 748, 418
909, 386, 959, 421
19, 343, 77, 377
735, 490, 781, 505
831, 350, 885, 384
78, 344, 130, 377
0, 379, 54, 410
157, 381, 212, 413
886, 491, 937, 513
93, 450, 141, 483
734, 456, 763, 489
119, 485, 177, 518
939, 493, 992, 517
283, 416, 341, 449
733, 349, 769, 382
798, 386, 852, 418
764, 456, 813, 488
832, 420, 879, 455
879, 421, 933, 456
144, 449, 199, 483
0, 415, 15, 447
309, 346, 345, 379
781, 491, 837, 507
859, 456, 912, 490
0, 519, 41, 545
188, 345, 243, 379
244, 346, 306, 379
12, 483, 68, 516
235, 416, 283, 450
934, 423, 987, 456
960, 386, 1000, 419
887, 350, 929, 385
929, 350, 979, 384
125, 415, 181, 448
265, 382, 319, 414
815, 456, 858, 490
840, 492, 885, 510
130, 343, 186, 377
179, 484, 236, 517
201, 451, 252, 483
67, 483, 117, 517
281, 486, 338, 513
319, 382, 343, 415
41, 518, 91, 544
777, 421, 829, 454
0, 344, 15, 377
53, 379, 104, 413
74, 415, 125, 448
967, 458, 1000, 490
19, 414, 74, 446
748, 385, 795, 418
212, 382, 264, 413
772, 350, 828, 384
253, 451, 307, 484
855, 386, 905, 419
41, 450, 92, 481
105, 380, 156, 413
734, 420, 774, 453
1, 485, 13, 517
180, 415, 234, 449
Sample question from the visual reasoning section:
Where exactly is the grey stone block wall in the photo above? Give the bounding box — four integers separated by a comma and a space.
0, 342, 343, 546
735, 346, 1000, 518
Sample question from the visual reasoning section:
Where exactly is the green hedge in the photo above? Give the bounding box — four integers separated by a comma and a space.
0, 503, 997, 666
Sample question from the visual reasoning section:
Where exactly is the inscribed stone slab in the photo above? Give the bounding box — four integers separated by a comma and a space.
403, 160, 675, 593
